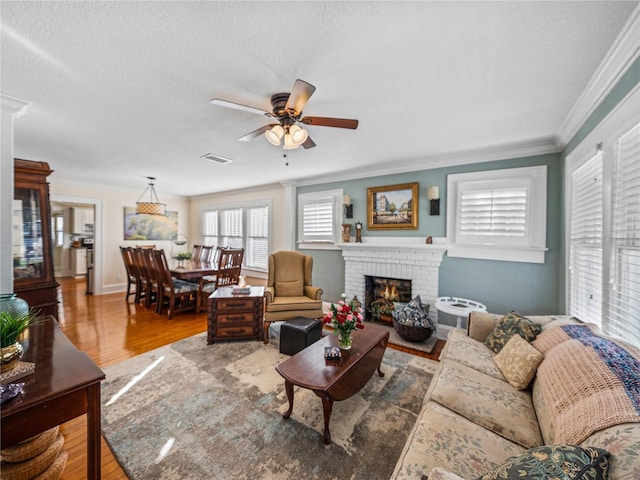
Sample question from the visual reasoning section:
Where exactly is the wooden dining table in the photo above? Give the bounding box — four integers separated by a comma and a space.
170, 260, 219, 281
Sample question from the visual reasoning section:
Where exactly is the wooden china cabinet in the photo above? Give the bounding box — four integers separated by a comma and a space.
13, 159, 59, 318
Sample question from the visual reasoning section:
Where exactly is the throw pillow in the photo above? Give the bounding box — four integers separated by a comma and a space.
275, 280, 303, 297
392, 295, 434, 329
493, 334, 544, 390
475, 445, 610, 480
484, 311, 542, 353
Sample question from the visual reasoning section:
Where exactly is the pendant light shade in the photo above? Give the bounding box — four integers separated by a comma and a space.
283, 132, 299, 150
136, 177, 166, 215
289, 124, 308, 145
265, 124, 285, 146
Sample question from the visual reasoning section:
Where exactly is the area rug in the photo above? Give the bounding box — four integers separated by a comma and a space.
101, 332, 437, 480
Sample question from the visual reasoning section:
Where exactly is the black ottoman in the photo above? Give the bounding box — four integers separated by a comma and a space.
279, 317, 322, 355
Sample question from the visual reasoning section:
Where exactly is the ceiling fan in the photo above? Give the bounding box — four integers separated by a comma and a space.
210, 79, 358, 150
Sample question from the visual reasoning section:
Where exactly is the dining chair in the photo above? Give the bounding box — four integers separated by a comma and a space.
154, 249, 199, 319
119, 246, 139, 303
140, 247, 162, 312
131, 248, 152, 306
191, 244, 203, 260
197, 245, 212, 262
198, 247, 244, 313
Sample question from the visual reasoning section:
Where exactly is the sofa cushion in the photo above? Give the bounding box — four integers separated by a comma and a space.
392, 401, 525, 480
430, 360, 543, 448
580, 423, 640, 480
442, 329, 505, 380
275, 280, 304, 297
493, 334, 544, 390
427, 467, 467, 480
484, 311, 542, 353
267, 296, 322, 312
475, 445, 610, 480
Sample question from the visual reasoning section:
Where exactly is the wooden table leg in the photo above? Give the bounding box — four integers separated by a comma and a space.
319, 392, 334, 445
282, 380, 294, 419
87, 383, 101, 479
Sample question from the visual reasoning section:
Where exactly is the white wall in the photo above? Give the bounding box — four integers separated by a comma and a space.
50, 180, 189, 294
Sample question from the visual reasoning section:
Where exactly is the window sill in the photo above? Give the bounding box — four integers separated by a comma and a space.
241, 267, 267, 280
447, 244, 548, 263
297, 242, 341, 251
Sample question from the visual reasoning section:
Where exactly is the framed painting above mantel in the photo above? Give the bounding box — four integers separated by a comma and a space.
367, 182, 419, 230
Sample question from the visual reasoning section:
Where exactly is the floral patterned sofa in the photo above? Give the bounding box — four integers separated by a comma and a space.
391, 311, 640, 480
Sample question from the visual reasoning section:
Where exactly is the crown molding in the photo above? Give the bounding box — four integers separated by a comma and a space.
554, 5, 640, 149
295, 136, 559, 187
0, 92, 31, 118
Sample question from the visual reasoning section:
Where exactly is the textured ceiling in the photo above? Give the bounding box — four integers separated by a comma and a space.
1, 1, 637, 197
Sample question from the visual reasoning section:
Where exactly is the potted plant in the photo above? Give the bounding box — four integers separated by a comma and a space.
0, 308, 38, 372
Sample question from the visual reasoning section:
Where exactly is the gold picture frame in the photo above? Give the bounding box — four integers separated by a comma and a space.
367, 182, 419, 230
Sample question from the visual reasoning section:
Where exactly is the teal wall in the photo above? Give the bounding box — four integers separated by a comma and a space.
298, 153, 562, 314
297, 57, 640, 313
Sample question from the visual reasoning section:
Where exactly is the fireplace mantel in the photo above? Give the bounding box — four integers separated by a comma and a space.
339, 238, 447, 318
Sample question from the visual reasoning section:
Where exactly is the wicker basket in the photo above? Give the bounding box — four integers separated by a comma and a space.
392, 318, 434, 342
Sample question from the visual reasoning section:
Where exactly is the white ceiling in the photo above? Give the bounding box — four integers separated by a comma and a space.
1, 1, 638, 197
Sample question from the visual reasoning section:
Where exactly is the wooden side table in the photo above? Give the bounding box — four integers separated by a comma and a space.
207, 286, 265, 344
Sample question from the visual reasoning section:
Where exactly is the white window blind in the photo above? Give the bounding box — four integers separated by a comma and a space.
201, 201, 271, 272
459, 187, 527, 238
298, 192, 339, 243
609, 123, 640, 344
220, 208, 243, 248
202, 210, 218, 247
246, 205, 269, 270
569, 152, 603, 327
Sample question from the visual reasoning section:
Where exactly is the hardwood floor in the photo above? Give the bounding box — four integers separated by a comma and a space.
56, 277, 208, 479
50, 277, 442, 479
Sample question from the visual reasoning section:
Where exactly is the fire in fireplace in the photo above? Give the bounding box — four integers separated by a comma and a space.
364, 275, 412, 323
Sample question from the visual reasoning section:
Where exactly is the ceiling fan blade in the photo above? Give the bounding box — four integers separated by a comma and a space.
301, 136, 316, 149
238, 124, 277, 142
300, 116, 359, 129
210, 98, 272, 117
285, 79, 316, 115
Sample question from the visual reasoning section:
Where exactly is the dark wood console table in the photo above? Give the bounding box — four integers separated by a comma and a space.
0, 316, 105, 479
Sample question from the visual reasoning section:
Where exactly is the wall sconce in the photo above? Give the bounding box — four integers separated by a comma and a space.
427, 186, 440, 216
343, 195, 353, 218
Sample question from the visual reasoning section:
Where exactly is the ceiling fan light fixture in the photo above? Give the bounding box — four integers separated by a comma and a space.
289, 124, 308, 145
265, 124, 284, 146
283, 132, 299, 150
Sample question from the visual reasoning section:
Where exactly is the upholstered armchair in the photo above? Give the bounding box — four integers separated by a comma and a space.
264, 250, 323, 343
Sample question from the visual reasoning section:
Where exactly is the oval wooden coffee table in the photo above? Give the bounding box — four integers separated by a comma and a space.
275, 323, 389, 444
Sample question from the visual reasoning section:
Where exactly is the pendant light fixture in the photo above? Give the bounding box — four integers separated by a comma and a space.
136, 176, 166, 215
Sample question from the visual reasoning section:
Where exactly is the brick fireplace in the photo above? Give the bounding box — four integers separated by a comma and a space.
340, 238, 447, 324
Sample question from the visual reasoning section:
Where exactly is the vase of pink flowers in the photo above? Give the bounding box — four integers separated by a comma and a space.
322, 294, 364, 350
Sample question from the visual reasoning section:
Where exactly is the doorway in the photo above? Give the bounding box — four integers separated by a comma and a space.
50, 195, 102, 295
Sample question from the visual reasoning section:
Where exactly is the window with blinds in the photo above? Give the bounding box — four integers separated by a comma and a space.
447, 166, 547, 262
609, 123, 640, 345
201, 201, 270, 271
298, 190, 341, 244
459, 186, 528, 240
246, 205, 269, 271
569, 152, 603, 328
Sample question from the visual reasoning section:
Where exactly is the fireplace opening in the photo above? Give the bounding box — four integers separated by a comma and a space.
365, 275, 412, 324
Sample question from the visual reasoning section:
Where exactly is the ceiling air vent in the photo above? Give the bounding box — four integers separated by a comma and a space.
201, 153, 232, 165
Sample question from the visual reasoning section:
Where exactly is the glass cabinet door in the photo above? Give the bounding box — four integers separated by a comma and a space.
13, 187, 45, 281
